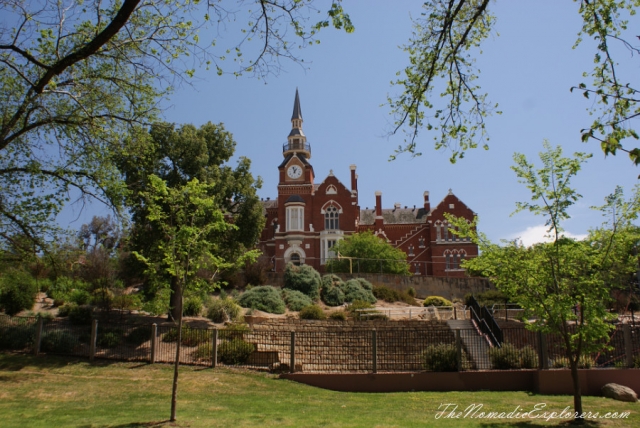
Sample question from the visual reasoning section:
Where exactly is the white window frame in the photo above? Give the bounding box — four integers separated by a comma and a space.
286, 206, 304, 231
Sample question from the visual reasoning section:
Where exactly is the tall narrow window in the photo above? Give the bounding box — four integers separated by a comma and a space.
286, 206, 304, 231
408, 245, 415, 256
436, 222, 442, 241
443, 223, 449, 241
445, 253, 451, 270
325, 206, 339, 230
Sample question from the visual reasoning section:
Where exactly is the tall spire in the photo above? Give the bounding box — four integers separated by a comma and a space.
291, 87, 303, 120
283, 88, 311, 159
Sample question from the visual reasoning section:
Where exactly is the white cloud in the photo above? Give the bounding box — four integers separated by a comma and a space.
508, 225, 588, 247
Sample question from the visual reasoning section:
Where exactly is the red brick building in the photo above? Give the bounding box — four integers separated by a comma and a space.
258, 90, 478, 277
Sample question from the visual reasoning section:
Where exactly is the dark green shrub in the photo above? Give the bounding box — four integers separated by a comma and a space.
407, 287, 416, 298
329, 311, 347, 321
183, 297, 203, 317
125, 326, 151, 346
354, 277, 373, 291
97, 330, 122, 348
422, 343, 458, 371
112, 294, 143, 311
299, 304, 326, 320
243, 259, 270, 286
0, 325, 35, 350
92, 288, 114, 309
68, 289, 91, 306
0, 270, 38, 315
490, 343, 521, 369
218, 323, 250, 340
343, 279, 376, 304
423, 296, 452, 307
162, 326, 207, 346
372, 285, 417, 305
466, 290, 512, 307
347, 300, 374, 313
40, 330, 76, 353
35, 312, 54, 323
193, 343, 213, 360
218, 338, 255, 365
237, 286, 286, 314
282, 288, 313, 311
68, 305, 94, 325
321, 274, 343, 290
283, 263, 321, 299
520, 345, 539, 369
321, 285, 345, 307
207, 298, 242, 323
57, 303, 76, 317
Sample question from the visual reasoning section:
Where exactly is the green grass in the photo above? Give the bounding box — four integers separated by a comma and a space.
0, 353, 637, 427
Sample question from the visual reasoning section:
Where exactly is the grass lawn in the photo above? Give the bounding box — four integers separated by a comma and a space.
0, 353, 637, 427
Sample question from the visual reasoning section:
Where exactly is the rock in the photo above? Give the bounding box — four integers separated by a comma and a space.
602, 383, 638, 402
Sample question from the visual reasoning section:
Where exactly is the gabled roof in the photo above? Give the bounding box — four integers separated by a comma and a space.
278, 152, 311, 169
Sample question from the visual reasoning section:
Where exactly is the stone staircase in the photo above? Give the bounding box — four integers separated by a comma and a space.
447, 319, 492, 370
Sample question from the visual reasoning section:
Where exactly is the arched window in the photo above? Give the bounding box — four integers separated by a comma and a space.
443, 223, 449, 241
325, 206, 339, 230
290, 253, 301, 266
408, 244, 415, 256
435, 221, 442, 241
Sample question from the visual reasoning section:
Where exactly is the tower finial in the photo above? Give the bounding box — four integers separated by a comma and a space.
291, 87, 303, 121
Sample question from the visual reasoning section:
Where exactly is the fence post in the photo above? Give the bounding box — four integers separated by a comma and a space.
623, 324, 634, 368
454, 307, 457, 320
455, 330, 462, 371
89, 319, 98, 362
33, 317, 44, 356
372, 329, 377, 374
150, 324, 157, 364
538, 331, 548, 370
212, 329, 218, 368
290, 331, 295, 374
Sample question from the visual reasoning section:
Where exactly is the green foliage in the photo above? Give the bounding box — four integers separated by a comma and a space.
243, 259, 271, 286
218, 323, 251, 340
218, 339, 256, 365
162, 327, 207, 347
320, 275, 345, 306
0, 324, 35, 350
329, 311, 347, 321
193, 343, 214, 360
423, 296, 452, 307
97, 329, 123, 349
489, 343, 538, 370
183, 297, 203, 317
141, 287, 171, 316
0, 270, 38, 315
68, 289, 92, 306
237, 286, 286, 314
325, 231, 411, 275
56, 303, 75, 317
422, 343, 458, 372
40, 331, 76, 354
112, 293, 143, 312
343, 279, 376, 304
125, 326, 152, 347
207, 298, 242, 323
373, 285, 418, 305
283, 264, 321, 299
282, 289, 314, 311
298, 305, 327, 320
465, 290, 510, 307
68, 306, 94, 326
407, 287, 416, 298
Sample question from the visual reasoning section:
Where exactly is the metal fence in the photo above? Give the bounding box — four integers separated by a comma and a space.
1, 314, 638, 373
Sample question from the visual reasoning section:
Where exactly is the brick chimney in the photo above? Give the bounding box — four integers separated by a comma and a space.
423, 191, 430, 212
375, 191, 383, 229
350, 164, 358, 193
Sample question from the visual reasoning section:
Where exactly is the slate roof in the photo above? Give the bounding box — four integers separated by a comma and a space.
286, 195, 305, 203
359, 207, 428, 225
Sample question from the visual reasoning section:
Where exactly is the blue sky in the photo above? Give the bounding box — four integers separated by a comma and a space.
60, 0, 639, 245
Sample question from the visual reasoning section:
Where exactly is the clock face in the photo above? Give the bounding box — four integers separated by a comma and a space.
287, 165, 302, 179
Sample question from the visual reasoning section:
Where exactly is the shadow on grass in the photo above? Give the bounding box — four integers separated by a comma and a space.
77, 421, 175, 428
0, 352, 155, 371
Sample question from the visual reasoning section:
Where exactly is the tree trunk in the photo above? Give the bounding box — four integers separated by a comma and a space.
570, 359, 584, 424
169, 276, 182, 321
170, 305, 183, 422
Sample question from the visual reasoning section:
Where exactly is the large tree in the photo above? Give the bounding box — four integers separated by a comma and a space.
326, 231, 411, 275
0, 0, 352, 253
452, 142, 640, 423
389, 0, 640, 164
120, 121, 264, 320
133, 174, 258, 422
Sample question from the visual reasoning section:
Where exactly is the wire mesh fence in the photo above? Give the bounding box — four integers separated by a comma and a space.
1, 314, 638, 373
